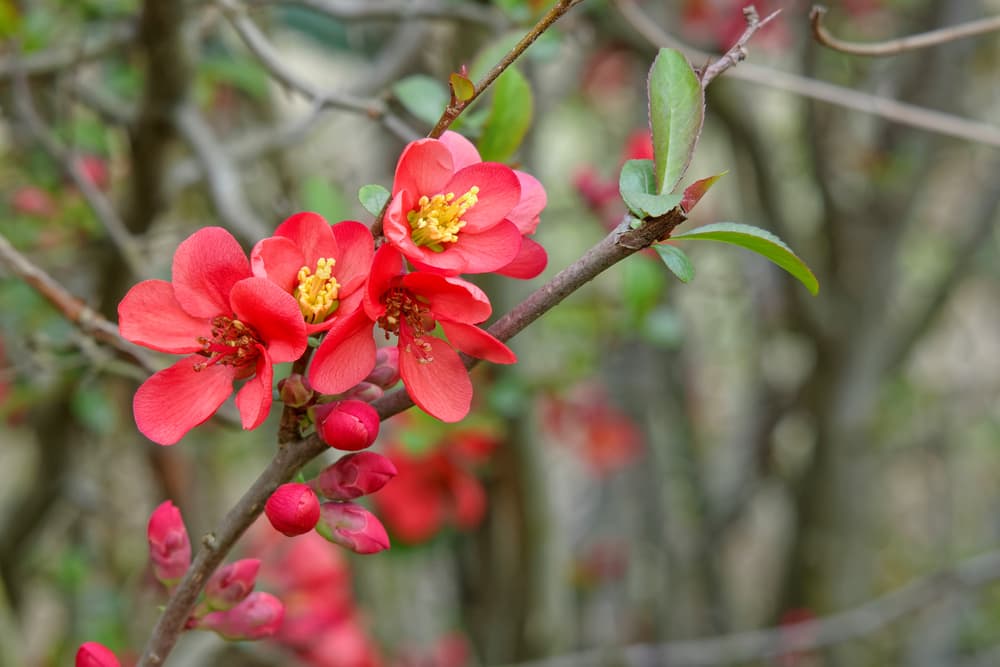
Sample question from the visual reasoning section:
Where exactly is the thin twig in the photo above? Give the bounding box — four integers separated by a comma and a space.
250, 0, 503, 27
810, 5, 1000, 57
0, 23, 135, 79
612, 0, 1000, 149
700, 6, 781, 88
0, 234, 157, 375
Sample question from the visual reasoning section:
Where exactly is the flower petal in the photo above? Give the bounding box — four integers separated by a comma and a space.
445, 163, 520, 233
134, 356, 235, 445
309, 309, 377, 395
439, 131, 481, 171
507, 171, 546, 235
494, 237, 548, 279
364, 245, 403, 320
250, 235, 304, 293
119, 280, 207, 353
274, 211, 340, 269
393, 139, 454, 197
399, 337, 471, 423
330, 220, 374, 293
230, 278, 307, 363
172, 227, 251, 318
235, 350, 272, 430
443, 220, 522, 274
399, 273, 492, 324
439, 321, 516, 364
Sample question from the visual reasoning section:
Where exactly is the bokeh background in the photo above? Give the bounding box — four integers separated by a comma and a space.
2, 0, 1000, 665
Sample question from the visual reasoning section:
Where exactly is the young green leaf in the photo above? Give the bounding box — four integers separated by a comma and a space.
647, 48, 704, 194
358, 184, 390, 217
619, 159, 683, 218
393, 75, 449, 126
654, 243, 695, 283
477, 67, 533, 163
450, 72, 475, 102
670, 222, 819, 295
680, 171, 726, 212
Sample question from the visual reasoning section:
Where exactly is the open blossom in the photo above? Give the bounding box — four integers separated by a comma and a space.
383, 130, 546, 277
119, 227, 307, 445
309, 245, 515, 422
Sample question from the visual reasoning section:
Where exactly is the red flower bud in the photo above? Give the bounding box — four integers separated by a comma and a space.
314, 399, 380, 451
147, 500, 191, 585
312, 452, 398, 501
11, 186, 56, 218
265, 483, 320, 537
278, 373, 314, 408
366, 347, 400, 388
204, 558, 261, 611
75, 642, 120, 667
196, 591, 284, 640
316, 501, 390, 554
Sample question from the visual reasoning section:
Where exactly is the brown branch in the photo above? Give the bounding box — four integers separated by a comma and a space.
613, 0, 1000, 149
0, 234, 157, 375
699, 6, 780, 88
810, 5, 1000, 57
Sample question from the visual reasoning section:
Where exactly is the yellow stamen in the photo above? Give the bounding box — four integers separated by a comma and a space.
406, 186, 480, 252
294, 257, 341, 324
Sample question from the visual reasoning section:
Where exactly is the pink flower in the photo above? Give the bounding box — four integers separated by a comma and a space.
314, 399, 380, 451
75, 642, 120, 667
147, 500, 191, 585
383, 131, 540, 276
118, 227, 307, 445
204, 558, 261, 610
265, 483, 321, 536
316, 502, 390, 555
312, 451, 398, 501
308, 245, 516, 422
196, 591, 285, 640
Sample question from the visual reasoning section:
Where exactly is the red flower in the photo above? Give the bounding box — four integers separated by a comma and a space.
308, 245, 515, 422
383, 130, 545, 276
119, 227, 307, 445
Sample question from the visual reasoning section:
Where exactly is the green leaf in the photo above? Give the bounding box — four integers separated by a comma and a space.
450, 72, 475, 102
393, 75, 449, 126
619, 159, 683, 217
300, 176, 350, 221
654, 244, 694, 283
671, 222, 819, 295
358, 184, 390, 217
477, 67, 533, 163
647, 48, 704, 194
622, 258, 666, 322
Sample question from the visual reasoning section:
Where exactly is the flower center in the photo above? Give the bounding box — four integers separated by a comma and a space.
377, 288, 434, 361
406, 186, 480, 252
194, 316, 263, 374
294, 257, 341, 324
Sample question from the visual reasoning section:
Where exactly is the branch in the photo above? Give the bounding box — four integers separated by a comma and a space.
0, 233, 157, 375
250, 0, 504, 27
810, 5, 1000, 57
613, 0, 1000, 149
0, 22, 134, 79
503, 548, 1000, 666
699, 6, 780, 88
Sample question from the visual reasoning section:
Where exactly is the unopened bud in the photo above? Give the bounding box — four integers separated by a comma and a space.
342, 381, 384, 403
366, 347, 400, 388
312, 452, 397, 501
147, 500, 191, 585
204, 558, 261, 611
313, 399, 380, 451
76, 642, 120, 667
265, 483, 320, 537
196, 591, 284, 640
316, 501, 390, 555
278, 373, 314, 408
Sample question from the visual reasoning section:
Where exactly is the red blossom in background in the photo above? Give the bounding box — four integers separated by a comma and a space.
118, 227, 307, 445
75, 642, 121, 667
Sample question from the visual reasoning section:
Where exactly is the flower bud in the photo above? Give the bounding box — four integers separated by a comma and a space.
76, 642, 120, 667
265, 483, 320, 537
196, 591, 284, 640
312, 452, 397, 501
147, 500, 191, 585
342, 381, 384, 403
313, 400, 380, 451
316, 501, 390, 555
204, 558, 261, 611
366, 347, 400, 388
278, 373, 314, 408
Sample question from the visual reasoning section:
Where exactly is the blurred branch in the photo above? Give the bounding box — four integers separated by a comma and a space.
700, 6, 780, 88
251, 0, 504, 26
503, 548, 1000, 666
0, 23, 134, 79
613, 0, 1000, 149
0, 234, 157, 375
173, 105, 270, 240
10, 71, 145, 276
66, 79, 135, 126
810, 5, 1000, 57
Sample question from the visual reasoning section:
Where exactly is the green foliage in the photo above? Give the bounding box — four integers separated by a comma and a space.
654, 244, 694, 283
619, 159, 683, 218
300, 176, 350, 221
358, 184, 390, 217
449, 72, 475, 102
200, 53, 270, 99
671, 222, 819, 295
477, 67, 533, 162
647, 48, 704, 194
393, 75, 449, 127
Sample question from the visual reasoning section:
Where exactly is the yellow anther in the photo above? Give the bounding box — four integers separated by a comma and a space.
406, 186, 480, 252
294, 257, 341, 324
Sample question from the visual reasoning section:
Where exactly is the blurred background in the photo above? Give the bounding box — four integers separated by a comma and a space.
2, 0, 1000, 665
